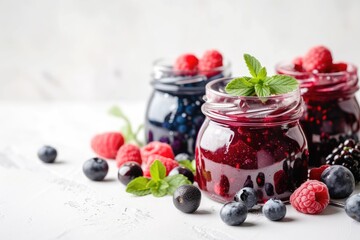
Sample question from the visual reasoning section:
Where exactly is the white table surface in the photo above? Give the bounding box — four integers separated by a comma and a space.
0, 101, 359, 240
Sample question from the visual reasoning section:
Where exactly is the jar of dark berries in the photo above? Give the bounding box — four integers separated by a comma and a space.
276, 63, 360, 167
195, 78, 308, 203
145, 54, 231, 157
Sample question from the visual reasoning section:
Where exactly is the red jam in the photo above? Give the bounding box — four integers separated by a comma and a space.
277, 63, 360, 166
195, 78, 308, 203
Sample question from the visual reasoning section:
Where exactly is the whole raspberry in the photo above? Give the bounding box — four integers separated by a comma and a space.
290, 180, 330, 214
198, 50, 223, 77
143, 154, 179, 177
309, 164, 330, 181
174, 54, 199, 74
91, 132, 124, 159
302, 46, 333, 73
116, 144, 142, 168
292, 57, 304, 72
331, 62, 348, 72
141, 141, 174, 165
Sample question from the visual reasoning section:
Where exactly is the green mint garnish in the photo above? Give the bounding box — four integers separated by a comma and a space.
225, 54, 298, 97
109, 106, 144, 146
126, 160, 192, 197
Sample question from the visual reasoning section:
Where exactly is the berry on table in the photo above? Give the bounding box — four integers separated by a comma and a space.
169, 166, 194, 183
234, 187, 258, 210
83, 157, 109, 181
345, 193, 360, 222
262, 199, 287, 221
118, 162, 143, 186
174, 54, 199, 73
173, 185, 201, 213
116, 144, 142, 168
37, 145, 57, 163
143, 154, 179, 177
302, 46, 333, 73
290, 180, 329, 214
220, 202, 247, 226
321, 165, 355, 199
198, 49, 223, 77
91, 132, 124, 159
141, 141, 174, 165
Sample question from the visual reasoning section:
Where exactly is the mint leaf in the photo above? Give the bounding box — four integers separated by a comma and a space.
265, 75, 299, 94
164, 174, 192, 195
254, 83, 271, 97
225, 77, 255, 96
150, 160, 166, 181
147, 179, 169, 197
126, 177, 151, 196
178, 160, 196, 174
257, 67, 267, 80
244, 54, 262, 77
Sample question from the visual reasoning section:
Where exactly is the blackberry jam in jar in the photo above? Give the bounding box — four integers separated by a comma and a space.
277, 63, 360, 166
195, 78, 308, 203
145, 58, 231, 156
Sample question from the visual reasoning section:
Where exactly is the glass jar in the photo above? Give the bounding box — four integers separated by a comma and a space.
276, 63, 360, 167
195, 78, 308, 203
145, 60, 231, 157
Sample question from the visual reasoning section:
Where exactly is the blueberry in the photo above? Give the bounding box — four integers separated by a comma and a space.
265, 183, 274, 196
175, 153, 191, 161
321, 165, 355, 199
169, 166, 194, 183
175, 115, 187, 124
173, 185, 201, 213
345, 193, 360, 222
234, 187, 258, 209
37, 145, 57, 163
83, 158, 109, 181
118, 162, 143, 185
177, 124, 188, 134
220, 202, 247, 226
185, 105, 195, 115
262, 199, 286, 221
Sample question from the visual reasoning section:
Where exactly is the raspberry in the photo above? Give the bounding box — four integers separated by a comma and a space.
292, 57, 304, 72
198, 50, 223, 77
302, 46, 333, 73
141, 141, 174, 165
143, 154, 179, 177
309, 164, 330, 181
290, 180, 330, 214
174, 54, 199, 74
116, 144, 142, 168
331, 62, 348, 72
91, 132, 124, 159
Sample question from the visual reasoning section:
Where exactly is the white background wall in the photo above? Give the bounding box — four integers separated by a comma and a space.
1, 0, 359, 102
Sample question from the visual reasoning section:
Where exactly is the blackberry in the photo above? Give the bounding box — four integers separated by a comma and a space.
325, 138, 360, 183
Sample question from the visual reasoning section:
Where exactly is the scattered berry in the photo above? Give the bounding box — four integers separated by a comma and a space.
174, 54, 199, 73
321, 165, 355, 199
292, 57, 303, 71
141, 141, 175, 165
144, 154, 179, 177
91, 132, 124, 159
116, 144, 142, 168
83, 157, 109, 181
302, 46, 333, 73
37, 145, 57, 163
263, 199, 286, 221
175, 153, 192, 161
169, 166, 194, 183
198, 50, 223, 77
290, 180, 329, 214
309, 165, 330, 181
173, 185, 201, 213
220, 202, 247, 226
345, 193, 360, 222
331, 62, 348, 72
118, 162, 143, 185
234, 187, 258, 210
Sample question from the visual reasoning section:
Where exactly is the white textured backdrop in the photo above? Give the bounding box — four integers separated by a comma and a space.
0, 0, 359, 101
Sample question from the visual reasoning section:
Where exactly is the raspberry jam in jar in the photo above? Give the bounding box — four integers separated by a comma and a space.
195, 78, 308, 203
276, 63, 360, 166
145, 59, 230, 156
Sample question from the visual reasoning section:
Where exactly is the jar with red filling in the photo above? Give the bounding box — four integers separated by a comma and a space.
195, 78, 308, 203
276, 63, 360, 167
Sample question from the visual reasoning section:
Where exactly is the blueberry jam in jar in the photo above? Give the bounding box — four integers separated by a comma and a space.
195, 78, 308, 203
277, 63, 360, 167
145, 60, 231, 156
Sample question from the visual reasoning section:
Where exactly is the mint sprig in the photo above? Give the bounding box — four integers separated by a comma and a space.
109, 106, 144, 146
126, 160, 192, 197
225, 54, 298, 98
